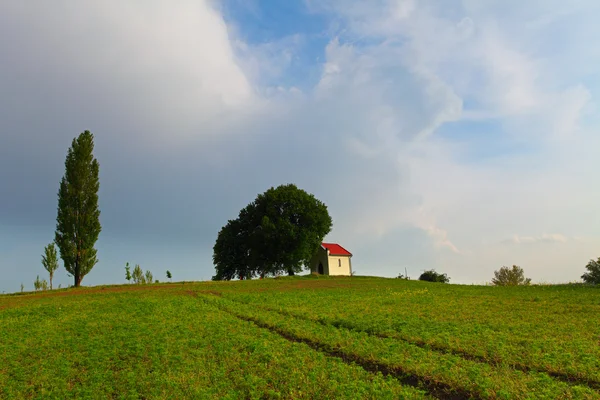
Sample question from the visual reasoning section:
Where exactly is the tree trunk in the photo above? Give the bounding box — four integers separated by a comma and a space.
74, 263, 80, 287
50, 276, 53, 290
287, 268, 295, 276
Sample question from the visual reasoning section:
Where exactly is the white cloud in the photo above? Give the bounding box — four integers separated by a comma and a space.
298, 0, 600, 282
504, 234, 569, 245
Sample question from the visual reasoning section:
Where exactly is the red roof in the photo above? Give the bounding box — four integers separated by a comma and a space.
322, 243, 352, 256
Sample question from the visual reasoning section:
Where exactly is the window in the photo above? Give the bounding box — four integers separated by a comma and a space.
338, 259, 341, 267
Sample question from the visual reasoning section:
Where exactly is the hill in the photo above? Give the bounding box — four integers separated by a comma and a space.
1, 276, 599, 399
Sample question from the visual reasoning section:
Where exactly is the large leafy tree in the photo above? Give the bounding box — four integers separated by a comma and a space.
213, 184, 332, 280
55, 131, 101, 287
492, 265, 531, 286
41, 242, 59, 290
582, 257, 600, 284
212, 218, 254, 280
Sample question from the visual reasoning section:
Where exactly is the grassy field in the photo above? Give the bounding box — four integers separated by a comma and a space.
1, 276, 599, 399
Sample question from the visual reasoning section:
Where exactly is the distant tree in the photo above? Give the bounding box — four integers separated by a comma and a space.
581, 257, 600, 284
125, 262, 132, 283
132, 264, 144, 284
33, 276, 48, 291
20, 283, 24, 293
55, 131, 101, 287
492, 265, 531, 286
41, 243, 59, 290
213, 184, 332, 280
166, 270, 172, 282
145, 270, 153, 284
419, 269, 450, 283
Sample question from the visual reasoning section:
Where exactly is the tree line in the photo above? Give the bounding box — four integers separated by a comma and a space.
403, 262, 600, 285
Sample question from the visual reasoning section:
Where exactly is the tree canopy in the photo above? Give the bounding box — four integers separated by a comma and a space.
212, 184, 332, 280
491, 265, 531, 286
581, 257, 600, 284
41, 242, 59, 290
55, 131, 101, 287
418, 269, 450, 283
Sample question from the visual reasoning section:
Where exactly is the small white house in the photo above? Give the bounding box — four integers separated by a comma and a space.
309, 243, 353, 276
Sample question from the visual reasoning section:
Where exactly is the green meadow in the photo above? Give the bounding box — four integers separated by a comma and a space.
1, 276, 599, 399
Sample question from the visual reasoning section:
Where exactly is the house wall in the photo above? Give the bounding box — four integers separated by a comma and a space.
309, 247, 352, 276
327, 255, 351, 276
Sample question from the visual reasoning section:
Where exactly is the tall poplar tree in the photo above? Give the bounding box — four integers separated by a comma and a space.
55, 131, 101, 287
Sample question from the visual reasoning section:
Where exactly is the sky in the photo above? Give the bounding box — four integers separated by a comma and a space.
1, 0, 599, 293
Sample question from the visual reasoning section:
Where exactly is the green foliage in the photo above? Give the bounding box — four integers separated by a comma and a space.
166, 270, 172, 281
41, 242, 59, 290
125, 262, 132, 283
492, 265, 531, 286
33, 275, 48, 292
213, 183, 332, 280
145, 270, 153, 285
131, 264, 144, 284
581, 257, 600, 284
129, 264, 153, 285
55, 131, 101, 287
418, 269, 450, 283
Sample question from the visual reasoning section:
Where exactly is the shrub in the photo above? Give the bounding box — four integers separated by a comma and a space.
132, 264, 144, 284
33, 276, 49, 291
582, 257, 600, 284
418, 270, 450, 283
492, 265, 531, 286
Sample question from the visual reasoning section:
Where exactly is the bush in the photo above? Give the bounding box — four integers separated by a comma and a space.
33, 276, 49, 292
582, 257, 600, 284
418, 270, 450, 283
145, 270, 153, 284
132, 264, 144, 284
492, 265, 531, 286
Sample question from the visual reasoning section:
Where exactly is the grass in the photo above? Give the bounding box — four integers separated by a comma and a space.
1, 276, 599, 399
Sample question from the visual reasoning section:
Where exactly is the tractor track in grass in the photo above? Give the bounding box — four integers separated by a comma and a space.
215, 293, 600, 393
191, 292, 472, 400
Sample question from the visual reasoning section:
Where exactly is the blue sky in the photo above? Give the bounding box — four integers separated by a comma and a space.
1, 0, 600, 293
